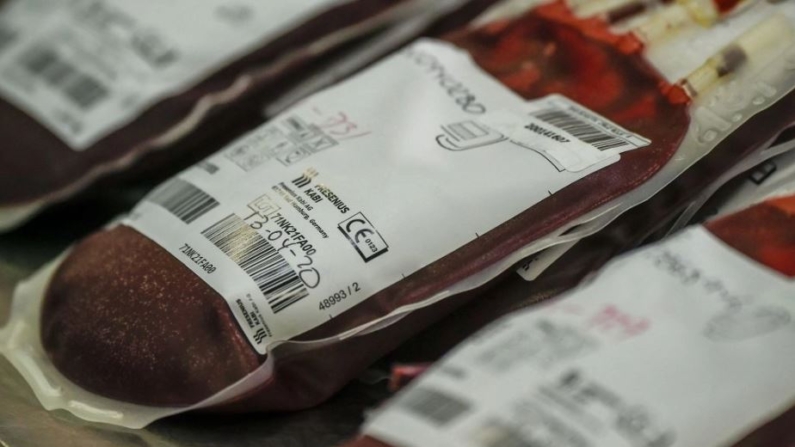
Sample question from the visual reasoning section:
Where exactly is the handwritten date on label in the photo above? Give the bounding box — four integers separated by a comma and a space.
242, 209, 321, 289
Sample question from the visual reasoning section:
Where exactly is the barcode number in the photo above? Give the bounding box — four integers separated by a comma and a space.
531, 108, 633, 151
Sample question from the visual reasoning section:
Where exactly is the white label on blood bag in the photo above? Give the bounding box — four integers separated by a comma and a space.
124, 39, 642, 354
0, 0, 342, 148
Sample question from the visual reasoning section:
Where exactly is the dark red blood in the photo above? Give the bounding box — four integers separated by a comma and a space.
707, 195, 795, 277
41, 4, 689, 408
41, 226, 260, 406
714, 0, 745, 13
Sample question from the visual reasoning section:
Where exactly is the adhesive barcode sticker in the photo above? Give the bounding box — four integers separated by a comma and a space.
19, 46, 109, 110
531, 108, 634, 151
480, 94, 650, 172
202, 214, 309, 314
396, 387, 472, 426
147, 179, 219, 224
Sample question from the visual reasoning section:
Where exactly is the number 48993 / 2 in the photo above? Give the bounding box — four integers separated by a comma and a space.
318, 282, 361, 310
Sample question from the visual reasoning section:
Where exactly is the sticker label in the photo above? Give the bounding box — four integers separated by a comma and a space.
365, 226, 795, 447
480, 96, 650, 172
124, 39, 648, 354
0, 0, 341, 149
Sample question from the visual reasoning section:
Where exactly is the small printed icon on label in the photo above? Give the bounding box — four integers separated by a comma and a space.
292, 168, 318, 188
252, 328, 268, 344
436, 120, 506, 151
338, 212, 389, 262
285, 116, 336, 152
276, 146, 312, 166
248, 194, 281, 218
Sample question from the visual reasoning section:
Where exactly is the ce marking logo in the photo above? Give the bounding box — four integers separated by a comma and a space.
338, 212, 389, 263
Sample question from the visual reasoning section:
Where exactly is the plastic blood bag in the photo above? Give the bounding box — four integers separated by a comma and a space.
384, 92, 795, 365
348, 196, 795, 447
36, 3, 687, 409
1, 0, 793, 429
0, 0, 432, 231
381, 11, 795, 364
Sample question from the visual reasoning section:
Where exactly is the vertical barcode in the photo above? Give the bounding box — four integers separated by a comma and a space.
20, 46, 109, 109
531, 108, 632, 151
202, 214, 308, 314
397, 387, 471, 426
147, 178, 219, 224
0, 25, 16, 53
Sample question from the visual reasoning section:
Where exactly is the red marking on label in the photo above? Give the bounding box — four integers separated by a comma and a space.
587, 304, 650, 340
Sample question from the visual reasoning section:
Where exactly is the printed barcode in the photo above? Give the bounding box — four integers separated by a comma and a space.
20, 46, 109, 109
0, 25, 16, 53
148, 178, 219, 224
531, 108, 632, 151
397, 387, 471, 426
202, 215, 308, 314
